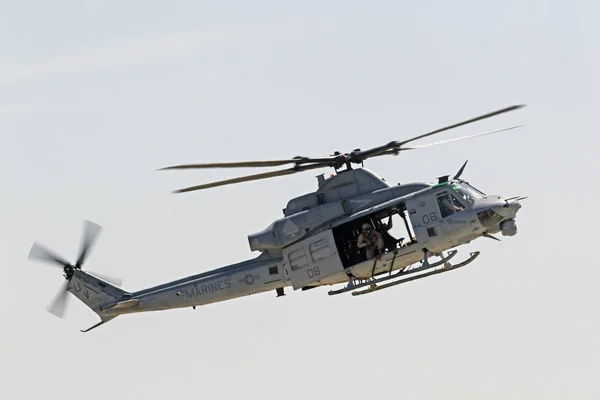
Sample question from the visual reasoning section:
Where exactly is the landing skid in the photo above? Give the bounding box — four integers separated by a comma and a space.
351, 251, 480, 296
329, 249, 459, 296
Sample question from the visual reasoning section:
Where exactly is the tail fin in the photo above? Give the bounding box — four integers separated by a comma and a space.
68, 270, 134, 332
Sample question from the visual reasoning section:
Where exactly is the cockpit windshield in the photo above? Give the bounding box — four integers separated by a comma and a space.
452, 183, 485, 205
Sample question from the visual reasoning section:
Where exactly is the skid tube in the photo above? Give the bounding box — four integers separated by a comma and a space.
328, 249, 458, 296
351, 251, 480, 296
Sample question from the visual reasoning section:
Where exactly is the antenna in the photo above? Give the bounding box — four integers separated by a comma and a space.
316, 173, 325, 187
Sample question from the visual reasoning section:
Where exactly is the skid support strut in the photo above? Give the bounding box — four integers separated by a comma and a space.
351, 251, 480, 296
329, 249, 459, 296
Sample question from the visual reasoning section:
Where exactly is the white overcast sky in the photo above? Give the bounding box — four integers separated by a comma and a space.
1, 1, 599, 399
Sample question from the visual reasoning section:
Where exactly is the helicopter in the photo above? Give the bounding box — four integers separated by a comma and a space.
27, 104, 527, 332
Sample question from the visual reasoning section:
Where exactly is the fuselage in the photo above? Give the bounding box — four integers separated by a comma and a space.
93, 178, 522, 319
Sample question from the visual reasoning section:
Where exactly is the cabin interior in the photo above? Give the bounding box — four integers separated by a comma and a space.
332, 203, 416, 269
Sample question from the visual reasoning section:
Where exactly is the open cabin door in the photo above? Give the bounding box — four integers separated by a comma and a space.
282, 229, 345, 290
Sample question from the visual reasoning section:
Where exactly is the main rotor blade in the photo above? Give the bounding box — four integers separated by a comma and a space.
403, 125, 524, 150
28, 242, 69, 267
397, 105, 525, 148
159, 159, 300, 169
350, 104, 525, 162
173, 163, 328, 193
47, 280, 70, 318
76, 221, 102, 268
159, 156, 337, 170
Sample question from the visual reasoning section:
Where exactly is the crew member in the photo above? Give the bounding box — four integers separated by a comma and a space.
357, 222, 384, 260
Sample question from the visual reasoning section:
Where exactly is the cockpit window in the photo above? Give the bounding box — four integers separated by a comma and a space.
450, 193, 466, 210
437, 192, 465, 218
452, 183, 484, 205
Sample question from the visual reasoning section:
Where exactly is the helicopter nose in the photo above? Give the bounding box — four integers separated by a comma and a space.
507, 201, 521, 211
494, 201, 521, 218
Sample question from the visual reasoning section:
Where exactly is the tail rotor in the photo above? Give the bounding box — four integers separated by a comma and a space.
28, 220, 121, 319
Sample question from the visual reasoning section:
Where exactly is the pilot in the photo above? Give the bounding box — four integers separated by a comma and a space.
457, 203, 465, 211
447, 196, 464, 211
357, 222, 384, 260
440, 196, 464, 216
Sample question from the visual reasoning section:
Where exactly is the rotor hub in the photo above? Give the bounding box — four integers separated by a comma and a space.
64, 264, 75, 280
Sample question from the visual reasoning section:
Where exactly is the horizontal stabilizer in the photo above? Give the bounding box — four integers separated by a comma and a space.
105, 299, 139, 310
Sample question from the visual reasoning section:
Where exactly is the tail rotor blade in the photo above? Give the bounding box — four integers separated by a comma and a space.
28, 242, 69, 268
88, 270, 123, 287
76, 221, 102, 268
47, 280, 70, 319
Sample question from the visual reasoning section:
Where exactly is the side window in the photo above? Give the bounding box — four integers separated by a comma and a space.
309, 239, 331, 261
289, 248, 309, 271
436, 192, 454, 218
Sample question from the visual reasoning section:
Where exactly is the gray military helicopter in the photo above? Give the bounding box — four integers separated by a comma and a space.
27, 104, 526, 332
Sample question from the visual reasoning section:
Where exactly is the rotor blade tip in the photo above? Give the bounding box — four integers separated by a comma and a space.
27, 242, 37, 257
157, 164, 184, 171
84, 220, 102, 229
